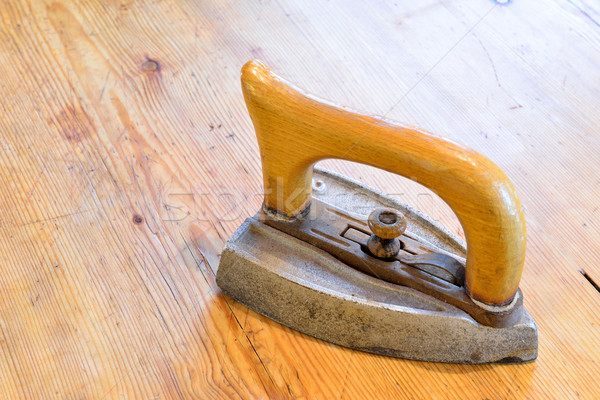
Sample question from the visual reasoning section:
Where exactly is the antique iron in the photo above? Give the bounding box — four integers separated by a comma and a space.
216, 60, 538, 364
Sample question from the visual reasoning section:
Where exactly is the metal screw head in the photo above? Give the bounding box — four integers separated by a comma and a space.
368, 208, 407, 239
312, 179, 327, 193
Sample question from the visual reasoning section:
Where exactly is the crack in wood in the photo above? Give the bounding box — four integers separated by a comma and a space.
580, 269, 600, 294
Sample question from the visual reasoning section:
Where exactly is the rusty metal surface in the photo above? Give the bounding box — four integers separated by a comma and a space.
263, 197, 522, 328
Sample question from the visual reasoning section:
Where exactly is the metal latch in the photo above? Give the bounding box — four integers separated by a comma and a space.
263, 198, 522, 328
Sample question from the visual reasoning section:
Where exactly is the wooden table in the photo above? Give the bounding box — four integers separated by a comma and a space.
1, 0, 598, 398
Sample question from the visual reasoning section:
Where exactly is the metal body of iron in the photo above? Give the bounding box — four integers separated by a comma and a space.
217, 169, 537, 363
216, 60, 538, 364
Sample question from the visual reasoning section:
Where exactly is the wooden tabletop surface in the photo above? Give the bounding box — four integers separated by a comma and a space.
1, 0, 599, 398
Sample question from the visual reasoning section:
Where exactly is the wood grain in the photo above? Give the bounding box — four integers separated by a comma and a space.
0, 0, 598, 399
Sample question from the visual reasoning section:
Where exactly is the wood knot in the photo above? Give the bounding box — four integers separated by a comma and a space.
141, 59, 160, 72
132, 214, 144, 225
50, 104, 94, 143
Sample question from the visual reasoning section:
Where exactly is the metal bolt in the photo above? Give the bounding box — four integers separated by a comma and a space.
312, 179, 326, 193
367, 208, 407, 259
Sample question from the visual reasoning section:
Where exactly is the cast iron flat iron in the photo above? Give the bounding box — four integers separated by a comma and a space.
217, 60, 538, 363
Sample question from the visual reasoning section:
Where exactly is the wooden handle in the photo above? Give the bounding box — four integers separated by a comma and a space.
241, 60, 526, 307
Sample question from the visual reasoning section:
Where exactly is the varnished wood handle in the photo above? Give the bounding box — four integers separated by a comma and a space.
241, 60, 526, 307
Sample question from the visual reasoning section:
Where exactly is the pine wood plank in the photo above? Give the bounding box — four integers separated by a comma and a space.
0, 0, 598, 398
